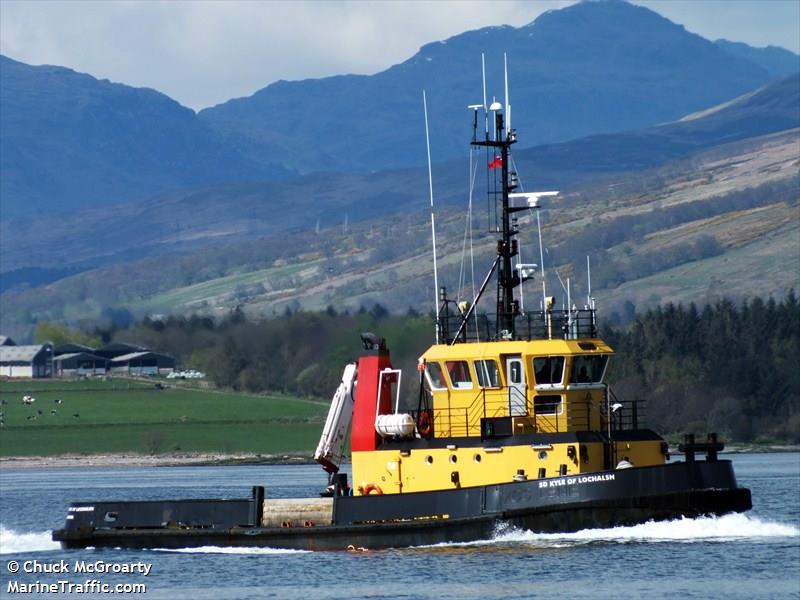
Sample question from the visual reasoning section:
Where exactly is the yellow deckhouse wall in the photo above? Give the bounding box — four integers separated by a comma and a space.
419, 339, 614, 438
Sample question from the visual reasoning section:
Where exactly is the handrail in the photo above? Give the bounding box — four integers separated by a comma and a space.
423, 383, 645, 438
438, 308, 598, 344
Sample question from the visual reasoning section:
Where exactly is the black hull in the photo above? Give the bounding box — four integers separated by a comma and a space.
53, 460, 751, 551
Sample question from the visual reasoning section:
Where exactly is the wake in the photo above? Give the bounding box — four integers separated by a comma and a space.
0, 526, 60, 554
413, 513, 799, 551
494, 513, 799, 545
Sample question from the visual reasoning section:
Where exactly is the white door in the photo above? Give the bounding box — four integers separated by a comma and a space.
505, 356, 527, 416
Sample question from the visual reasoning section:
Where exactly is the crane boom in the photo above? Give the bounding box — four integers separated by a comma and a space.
314, 363, 357, 473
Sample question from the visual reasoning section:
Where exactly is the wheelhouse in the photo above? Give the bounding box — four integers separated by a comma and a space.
420, 339, 613, 438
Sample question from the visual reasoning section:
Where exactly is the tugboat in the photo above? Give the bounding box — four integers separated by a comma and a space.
53, 72, 751, 552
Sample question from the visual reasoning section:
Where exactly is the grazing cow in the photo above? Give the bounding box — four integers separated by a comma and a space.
72, 413, 80, 418
54, 399, 63, 405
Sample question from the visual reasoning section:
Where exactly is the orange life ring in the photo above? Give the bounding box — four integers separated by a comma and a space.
361, 483, 383, 496
418, 410, 432, 437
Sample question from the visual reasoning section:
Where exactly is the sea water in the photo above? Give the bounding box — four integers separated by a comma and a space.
1, 454, 798, 599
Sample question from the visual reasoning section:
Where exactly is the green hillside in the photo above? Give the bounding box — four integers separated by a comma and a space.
0, 379, 326, 456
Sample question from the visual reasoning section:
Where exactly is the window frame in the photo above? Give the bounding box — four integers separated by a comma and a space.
424, 361, 448, 391
567, 354, 609, 387
445, 359, 474, 390
473, 359, 501, 389
533, 394, 564, 416
532, 355, 566, 390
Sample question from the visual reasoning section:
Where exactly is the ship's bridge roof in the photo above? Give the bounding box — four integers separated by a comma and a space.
420, 338, 613, 362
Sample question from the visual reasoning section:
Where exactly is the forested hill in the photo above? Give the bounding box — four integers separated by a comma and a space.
602, 294, 800, 443
71, 292, 799, 444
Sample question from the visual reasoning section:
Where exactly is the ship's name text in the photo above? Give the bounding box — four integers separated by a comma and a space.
539, 473, 615, 489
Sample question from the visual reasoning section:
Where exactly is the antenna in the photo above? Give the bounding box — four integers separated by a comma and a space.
567, 277, 572, 332
423, 90, 441, 344
536, 206, 547, 313
587, 255, 592, 307
517, 237, 525, 313
481, 53, 488, 137
504, 53, 510, 132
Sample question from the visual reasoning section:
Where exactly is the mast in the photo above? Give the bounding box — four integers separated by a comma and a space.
472, 104, 518, 338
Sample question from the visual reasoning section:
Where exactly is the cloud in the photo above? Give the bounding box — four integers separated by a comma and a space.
0, 0, 566, 110
1, 0, 796, 111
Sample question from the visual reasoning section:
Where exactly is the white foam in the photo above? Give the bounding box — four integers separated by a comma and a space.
413, 513, 798, 551
155, 545, 310, 555
494, 513, 800, 545
0, 526, 61, 554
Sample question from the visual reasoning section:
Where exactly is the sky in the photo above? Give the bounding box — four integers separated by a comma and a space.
1, 0, 798, 111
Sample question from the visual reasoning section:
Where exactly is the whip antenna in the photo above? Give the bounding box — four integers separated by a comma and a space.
423, 90, 441, 344
504, 53, 510, 132
481, 53, 488, 136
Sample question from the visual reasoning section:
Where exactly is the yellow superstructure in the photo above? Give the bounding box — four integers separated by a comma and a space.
352, 338, 667, 495
421, 338, 613, 437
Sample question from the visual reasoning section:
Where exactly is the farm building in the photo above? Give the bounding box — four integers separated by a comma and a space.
109, 351, 175, 376
0, 336, 17, 346
54, 343, 96, 356
95, 342, 148, 360
53, 352, 109, 376
0, 343, 53, 378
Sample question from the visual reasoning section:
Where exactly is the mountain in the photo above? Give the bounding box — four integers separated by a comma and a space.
199, 0, 777, 174
2, 0, 796, 218
2, 72, 797, 278
514, 73, 800, 177
715, 39, 799, 79
0, 55, 290, 217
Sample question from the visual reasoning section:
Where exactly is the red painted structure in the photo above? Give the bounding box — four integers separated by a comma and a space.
350, 351, 393, 452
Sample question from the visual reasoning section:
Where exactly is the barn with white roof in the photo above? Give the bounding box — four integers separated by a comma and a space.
0, 343, 54, 378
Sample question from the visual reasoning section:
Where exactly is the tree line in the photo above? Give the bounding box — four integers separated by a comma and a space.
602, 292, 799, 443
45, 291, 799, 444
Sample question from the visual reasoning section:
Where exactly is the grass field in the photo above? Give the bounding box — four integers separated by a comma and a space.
0, 378, 328, 456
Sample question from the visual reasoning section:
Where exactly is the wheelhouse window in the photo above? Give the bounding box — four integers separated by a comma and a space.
569, 355, 609, 384
534, 394, 562, 415
445, 360, 473, 389
474, 359, 500, 388
533, 356, 565, 385
425, 362, 447, 390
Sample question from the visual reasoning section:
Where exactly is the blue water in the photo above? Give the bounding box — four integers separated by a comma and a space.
1, 454, 798, 599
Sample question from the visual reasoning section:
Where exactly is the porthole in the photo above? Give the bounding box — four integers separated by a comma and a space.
473, 454, 482, 463
538, 450, 548, 460
425, 455, 433, 465
449, 454, 458, 464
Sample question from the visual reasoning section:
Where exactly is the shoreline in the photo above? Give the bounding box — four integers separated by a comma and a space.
1, 445, 797, 470
0, 452, 316, 470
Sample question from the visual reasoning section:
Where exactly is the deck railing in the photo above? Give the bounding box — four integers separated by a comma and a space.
410, 385, 643, 439
437, 309, 597, 344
